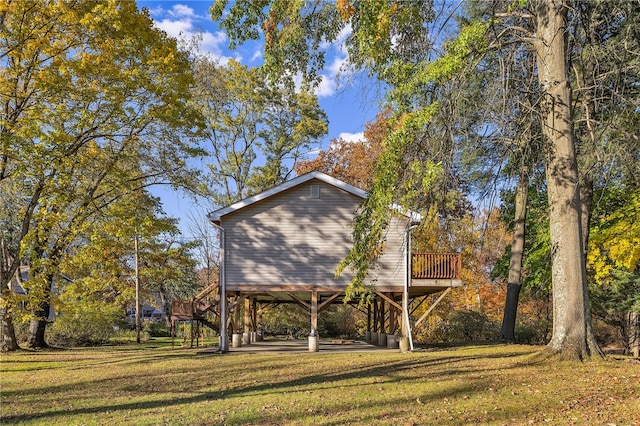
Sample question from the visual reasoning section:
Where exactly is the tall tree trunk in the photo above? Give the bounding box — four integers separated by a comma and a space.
158, 282, 172, 328
579, 179, 604, 356
1, 239, 20, 351
533, 0, 601, 360
26, 315, 48, 349
500, 165, 529, 343
25, 274, 52, 349
576, 47, 605, 357
1, 289, 20, 352
628, 312, 640, 358
579, 180, 593, 260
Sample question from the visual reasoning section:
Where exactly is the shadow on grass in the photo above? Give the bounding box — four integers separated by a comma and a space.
1, 345, 540, 424
0, 349, 202, 373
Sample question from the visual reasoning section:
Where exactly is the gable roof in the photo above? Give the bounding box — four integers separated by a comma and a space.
207, 171, 421, 224
208, 171, 366, 224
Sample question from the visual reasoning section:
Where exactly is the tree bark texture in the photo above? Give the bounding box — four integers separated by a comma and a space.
533, 0, 601, 360
26, 275, 53, 349
158, 282, 172, 328
500, 166, 529, 343
1, 293, 19, 352
579, 179, 604, 356
629, 312, 640, 358
26, 316, 48, 349
0, 239, 20, 351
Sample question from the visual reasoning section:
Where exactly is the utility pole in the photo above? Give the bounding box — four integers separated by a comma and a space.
134, 232, 141, 344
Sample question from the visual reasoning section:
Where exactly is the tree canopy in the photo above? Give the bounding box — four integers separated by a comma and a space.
1, 0, 202, 351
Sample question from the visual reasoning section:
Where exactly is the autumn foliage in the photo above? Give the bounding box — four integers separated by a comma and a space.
410, 206, 518, 343
294, 110, 390, 190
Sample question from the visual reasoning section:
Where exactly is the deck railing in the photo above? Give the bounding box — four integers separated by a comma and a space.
412, 253, 462, 280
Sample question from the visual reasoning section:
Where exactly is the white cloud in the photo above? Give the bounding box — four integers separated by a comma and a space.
328, 55, 348, 77
290, 71, 335, 98
250, 49, 263, 63
155, 18, 193, 38
200, 31, 230, 54
336, 132, 365, 143
335, 24, 353, 49
151, 4, 239, 65
305, 147, 322, 157
319, 23, 355, 91
146, 6, 164, 18
168, 4, 197, 18
314, 74, 337, 98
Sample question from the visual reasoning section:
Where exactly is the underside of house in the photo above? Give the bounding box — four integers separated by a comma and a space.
223, 251, 462, 351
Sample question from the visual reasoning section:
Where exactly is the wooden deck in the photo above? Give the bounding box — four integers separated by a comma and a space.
412, 253, 461, 280
410, 252, 462, 292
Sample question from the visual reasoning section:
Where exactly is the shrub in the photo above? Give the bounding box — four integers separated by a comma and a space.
448, 310, 496, 341
47, 302, 123, 347
48, 313, 117, 347
413, 317, 450, 344
413, 309, 498, 344
143, 321, 171, 337
321, 305, 366, 338
514, 315, 550, 345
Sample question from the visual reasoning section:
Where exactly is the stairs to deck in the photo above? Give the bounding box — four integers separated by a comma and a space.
171, 282, 221, 345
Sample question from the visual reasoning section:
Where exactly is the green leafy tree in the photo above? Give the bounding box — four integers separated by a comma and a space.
58, 190, 199, 343
142, 237, 200, 329
0, 1, 201, 351
587, 187, 640, 355
487, 0, 639, 354
191, 56, 327, 206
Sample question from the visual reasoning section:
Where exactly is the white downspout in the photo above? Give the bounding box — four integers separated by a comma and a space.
404, 224, 418, 351
210, 222, 227, 353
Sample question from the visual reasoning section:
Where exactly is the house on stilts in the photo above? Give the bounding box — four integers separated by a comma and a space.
197, 171, 461, 352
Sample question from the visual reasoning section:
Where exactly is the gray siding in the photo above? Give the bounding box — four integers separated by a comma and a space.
372, 215, 407, 287
222, 179, 407, 290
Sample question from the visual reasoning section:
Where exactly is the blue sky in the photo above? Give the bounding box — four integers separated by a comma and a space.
136, 1, 381, 238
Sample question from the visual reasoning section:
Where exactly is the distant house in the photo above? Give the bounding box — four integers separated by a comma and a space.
208, 171, 461, 351
126, 304, 165, 324
9, 266, 29, 298
9, 266, 29, 312
9, 266, 66, 320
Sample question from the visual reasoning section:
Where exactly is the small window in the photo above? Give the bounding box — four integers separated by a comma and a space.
310, 184, 320, 198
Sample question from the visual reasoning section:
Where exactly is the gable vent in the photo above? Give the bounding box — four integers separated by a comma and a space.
310, 184, 320, 198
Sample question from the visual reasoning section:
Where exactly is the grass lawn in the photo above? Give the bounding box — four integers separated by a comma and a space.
1, 339, 638, 425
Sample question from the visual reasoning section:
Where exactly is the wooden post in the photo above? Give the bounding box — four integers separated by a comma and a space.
234, 295, 242, 333
251, 298, 257, 332
630, 311, 639, 358
243, 297, 251, 345
388, 293, 397, 335
379, 297, 386, 334
244, 298, 250, 334
311, 291, 318, 332
309, 291, 319, 352
401, 290, 408, 337
373, 298, 378, 333
257, 303, 264, 341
